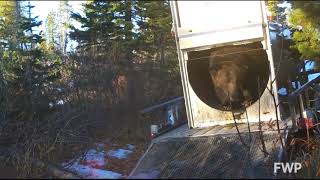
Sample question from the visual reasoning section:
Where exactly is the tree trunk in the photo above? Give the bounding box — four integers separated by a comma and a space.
160, 33, 165, 65
125, 0, 135, 109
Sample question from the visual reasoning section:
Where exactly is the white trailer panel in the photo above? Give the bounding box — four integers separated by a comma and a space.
175, 1, 266, 50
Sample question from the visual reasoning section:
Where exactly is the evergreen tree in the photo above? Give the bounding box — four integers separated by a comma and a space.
288, 1, 320, 62
69, 1, 116, 57
266, 1, 289, 24
14, 1, 61, 116
0, 1, 21, 50
0, 2, 63, 173
45, 11, 57, 46
136, 0, 174, 66
57, 1, 71, 55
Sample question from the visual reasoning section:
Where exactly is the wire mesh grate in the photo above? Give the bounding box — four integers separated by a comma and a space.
130, 132, 282, 179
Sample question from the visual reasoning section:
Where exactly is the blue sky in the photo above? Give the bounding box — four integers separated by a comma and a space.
30, 1, 84, 51
277, 1, 291, 8
28, 0, 293, 53
30, 1, 320, 88
31, 1, 84, 31
30, 0, 140, 51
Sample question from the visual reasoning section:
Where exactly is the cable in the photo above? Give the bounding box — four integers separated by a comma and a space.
266, 79, 285, 151
228, 93, 249, 149
257, 76, 269, 157
245, 108, 252, 149
231, 110, 249, 149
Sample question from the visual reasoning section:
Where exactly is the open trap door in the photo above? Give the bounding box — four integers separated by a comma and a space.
170, 1, 279, 128
181, 42, 278, 127
187, 42, 270, 111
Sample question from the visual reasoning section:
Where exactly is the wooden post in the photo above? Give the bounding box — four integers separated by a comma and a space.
288, 98, 297, 130
305, 90, 310, 109
298, 94, 304, 118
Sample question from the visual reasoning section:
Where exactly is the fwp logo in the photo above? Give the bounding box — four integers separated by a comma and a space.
274, 162, 302, 174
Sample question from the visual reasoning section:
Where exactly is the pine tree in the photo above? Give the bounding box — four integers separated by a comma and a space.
0, 1, 21, 50
266, 1, 279, 18
16, 1, 62, 113
136, 0, 174, 66
70, 1, 116, 57
0, 0, 19, 127
0, 2, 63, 172
45, 11, 57, 46
57, 1, 71, 55
43, 1, 71, 55
289, 1, 320, 62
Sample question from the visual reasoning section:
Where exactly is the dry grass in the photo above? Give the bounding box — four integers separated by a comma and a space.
286, 128, 320, 178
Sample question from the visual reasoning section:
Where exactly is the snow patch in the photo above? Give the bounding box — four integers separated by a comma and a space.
54, 87, 63, 92
127, 144, 135, 150
63, 148, 122, 179
95, 143, 105, 151
83, 149, 106, 168
56, 100, 64, 105
67, 161, 122, 179
63, 142, 136, 179
107, 149, 133, 159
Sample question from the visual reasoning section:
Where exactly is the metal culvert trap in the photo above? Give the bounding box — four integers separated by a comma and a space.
171, 1, 278, 127
187, 42, 270, 111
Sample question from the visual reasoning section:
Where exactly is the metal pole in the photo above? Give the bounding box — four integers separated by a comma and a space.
299, 94, 304, 118
289, 99, 297, 130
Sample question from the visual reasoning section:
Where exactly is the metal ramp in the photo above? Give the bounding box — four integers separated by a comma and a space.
129, 122, 289, 179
